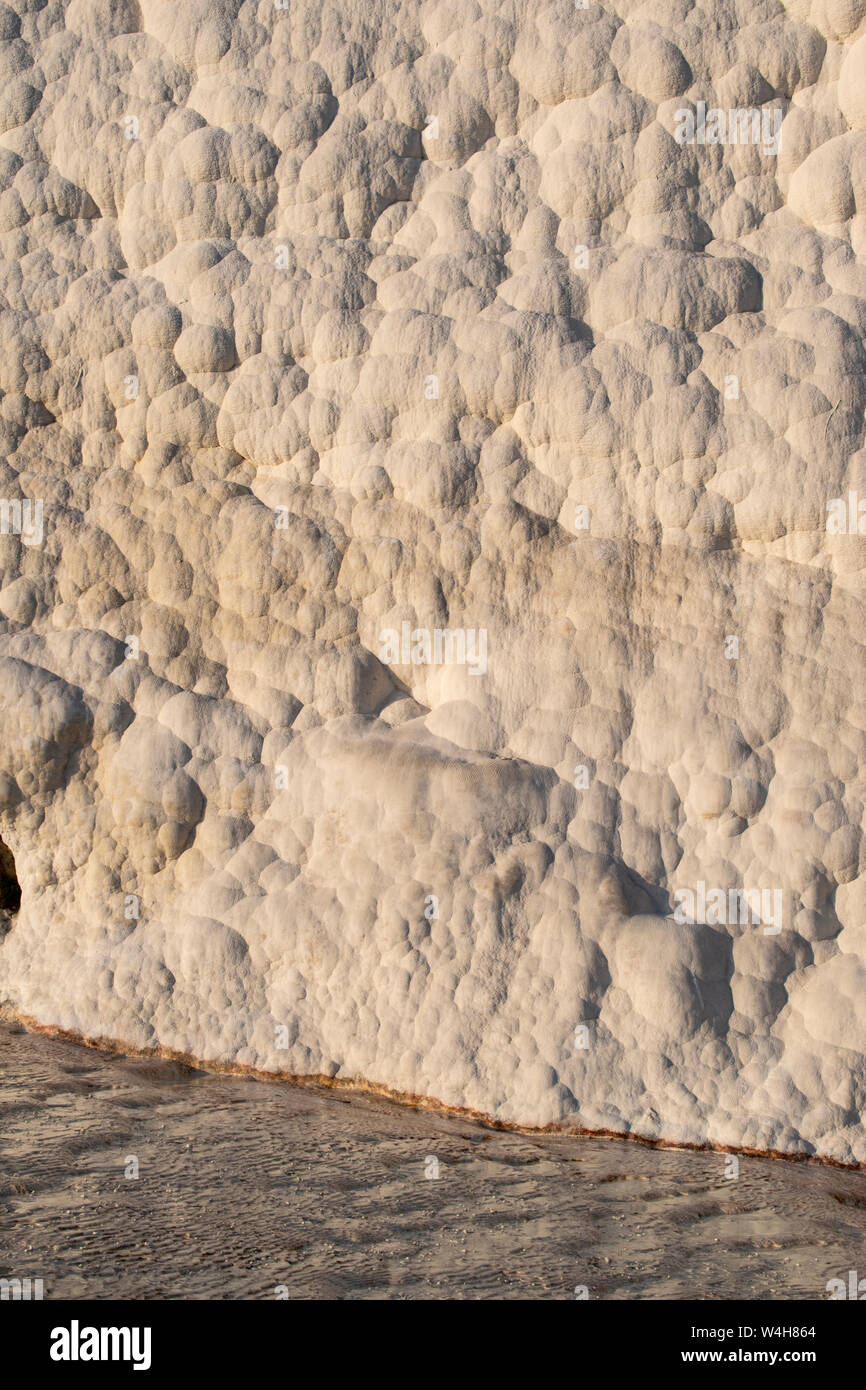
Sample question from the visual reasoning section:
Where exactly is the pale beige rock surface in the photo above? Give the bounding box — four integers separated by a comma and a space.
0, 0, 864, 1163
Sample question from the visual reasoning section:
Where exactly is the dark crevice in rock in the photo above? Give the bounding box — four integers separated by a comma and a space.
0, 837, 21, 917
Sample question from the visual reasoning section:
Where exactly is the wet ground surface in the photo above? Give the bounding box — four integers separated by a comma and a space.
1, 1019, 864, 1300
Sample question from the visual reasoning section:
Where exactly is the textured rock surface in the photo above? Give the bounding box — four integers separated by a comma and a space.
0, 0, 864, 1163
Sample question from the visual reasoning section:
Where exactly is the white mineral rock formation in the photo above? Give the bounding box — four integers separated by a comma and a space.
0, 0, 864, 1164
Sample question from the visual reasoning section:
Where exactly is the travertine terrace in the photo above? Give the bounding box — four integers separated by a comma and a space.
0, 0, 864, 1164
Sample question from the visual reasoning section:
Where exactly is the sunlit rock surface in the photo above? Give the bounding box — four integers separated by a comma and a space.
0, 0, 864, 1164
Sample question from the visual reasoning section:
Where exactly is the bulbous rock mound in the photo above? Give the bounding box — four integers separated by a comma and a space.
0, 0, 864, 1164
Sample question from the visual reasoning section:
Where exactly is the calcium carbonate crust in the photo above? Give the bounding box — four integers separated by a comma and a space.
0, 0, 865, 1165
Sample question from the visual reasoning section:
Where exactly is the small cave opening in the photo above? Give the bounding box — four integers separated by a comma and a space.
0, 837, 21, 920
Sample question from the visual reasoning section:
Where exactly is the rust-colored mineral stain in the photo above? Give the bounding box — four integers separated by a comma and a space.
10, 1007, 864, 1174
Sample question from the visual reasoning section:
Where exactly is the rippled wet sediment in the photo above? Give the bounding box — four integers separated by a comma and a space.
1, 1019, 864, 1300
